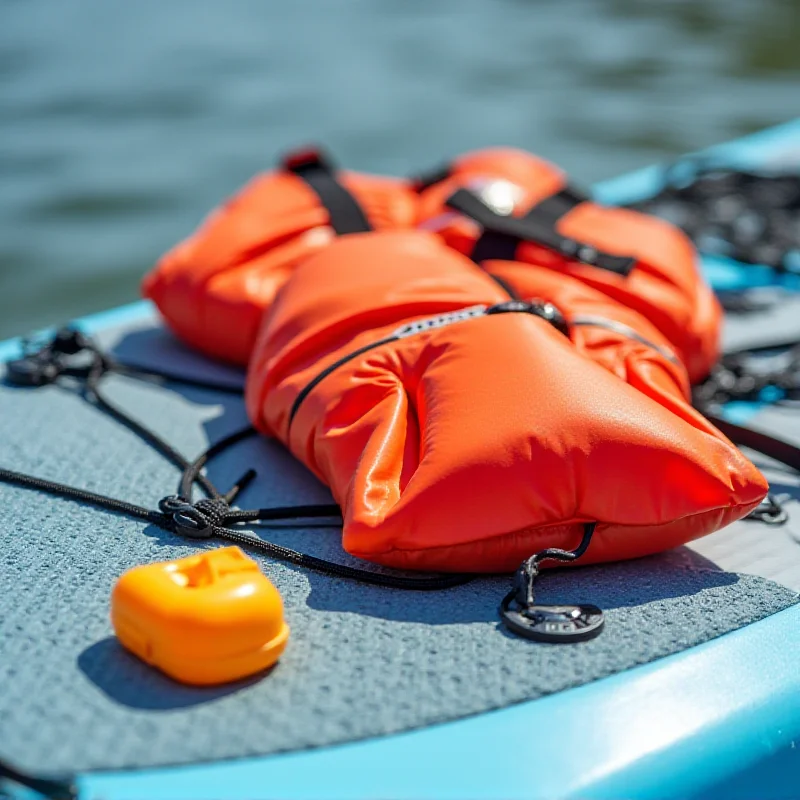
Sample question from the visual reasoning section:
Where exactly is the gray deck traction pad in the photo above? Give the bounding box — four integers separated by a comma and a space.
1, 308, 799, 774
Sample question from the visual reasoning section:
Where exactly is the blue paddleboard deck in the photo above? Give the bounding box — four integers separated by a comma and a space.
3, 120, 800, 800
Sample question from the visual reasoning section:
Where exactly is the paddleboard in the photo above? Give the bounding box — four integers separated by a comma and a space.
3, 120, 800, 800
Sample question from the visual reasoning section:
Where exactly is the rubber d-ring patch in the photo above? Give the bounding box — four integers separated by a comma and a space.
500, 597, 604, 643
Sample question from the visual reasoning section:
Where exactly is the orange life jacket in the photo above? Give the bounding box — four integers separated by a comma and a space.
245, 229, 765, 573
143, 149, 418, 365
415, 148, 721, 383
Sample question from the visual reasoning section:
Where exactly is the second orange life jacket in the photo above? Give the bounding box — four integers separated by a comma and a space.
415, 148, 722, 383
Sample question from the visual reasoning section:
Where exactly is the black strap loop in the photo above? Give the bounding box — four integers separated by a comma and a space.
446, 187, 636, 276
282, 147, 372, 235
510, 522, 597, 609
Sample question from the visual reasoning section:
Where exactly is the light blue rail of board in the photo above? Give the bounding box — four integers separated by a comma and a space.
5, 119, 800, 800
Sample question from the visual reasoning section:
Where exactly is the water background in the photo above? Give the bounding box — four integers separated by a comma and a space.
1, 0, 799, 339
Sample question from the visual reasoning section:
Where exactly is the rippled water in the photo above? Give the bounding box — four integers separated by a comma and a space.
1, 0, 799, 338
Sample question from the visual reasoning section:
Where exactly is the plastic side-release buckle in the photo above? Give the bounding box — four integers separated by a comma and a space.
282, 146, 334, 175
111, 546, 290, 685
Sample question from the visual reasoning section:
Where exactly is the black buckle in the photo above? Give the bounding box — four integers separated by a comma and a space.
486, 299, 569, 337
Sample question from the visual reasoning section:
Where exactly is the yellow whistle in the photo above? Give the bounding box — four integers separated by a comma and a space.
111, 546, 289, 685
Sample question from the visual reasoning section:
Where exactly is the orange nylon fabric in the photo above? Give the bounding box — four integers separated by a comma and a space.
246, 230, 766, 573
485, 260, 694, 407
416, 148, 722, 383
143, 166, 418, 365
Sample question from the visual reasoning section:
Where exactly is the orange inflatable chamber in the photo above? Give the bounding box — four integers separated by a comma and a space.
415, 148, 722, 383
245, 229, 765, 574
143, 149, 418, 365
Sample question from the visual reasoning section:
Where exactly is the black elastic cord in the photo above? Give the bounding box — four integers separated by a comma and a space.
0, 466, 164, 526
503, 522, 597, 612
0, 463, 472, 592
571, 315, 681, 365
0, 459, 471, 590
208, 525, 473, 590
703, 411, 800, 473
177, 425, 260, 501
84, 353, 220, 498
176, 425, 341, 520
112, 361, 244, 395
11, 326, 244, 396
447, 187, 635, 276
283, 148, 372, 234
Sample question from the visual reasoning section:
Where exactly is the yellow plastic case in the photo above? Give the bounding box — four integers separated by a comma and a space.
111, 546, 289, 685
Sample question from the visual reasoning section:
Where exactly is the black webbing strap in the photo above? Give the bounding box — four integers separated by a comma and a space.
283, 148, 372, 235
447, 187, 636, 276
410, 162, 452, 193
525, 186, 588, 226
471, 228, 518, 264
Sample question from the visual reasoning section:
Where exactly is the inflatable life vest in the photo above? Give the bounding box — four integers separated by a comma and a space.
143, 149, 417, 365
414, 149, 722, 383
245, 229, 766, 574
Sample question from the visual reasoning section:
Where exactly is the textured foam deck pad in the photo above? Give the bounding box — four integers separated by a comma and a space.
0, 313, 797, 775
